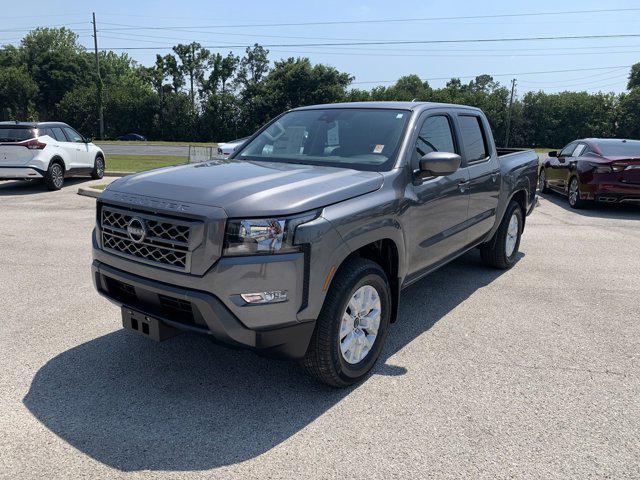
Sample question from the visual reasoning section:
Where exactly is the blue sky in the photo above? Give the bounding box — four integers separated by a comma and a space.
2, 0, 640, 96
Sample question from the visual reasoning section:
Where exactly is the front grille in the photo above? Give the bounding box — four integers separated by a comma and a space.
100, 205, 197, 272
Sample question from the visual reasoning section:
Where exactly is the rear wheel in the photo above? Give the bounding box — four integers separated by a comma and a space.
44, 162, 64, 190
568, 176, 589, 209
91, 155, 105, 179
301, 257, 391, 387
480, 200, 523, 269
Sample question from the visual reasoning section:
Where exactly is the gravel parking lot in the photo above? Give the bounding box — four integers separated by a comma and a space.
1, 178, 639, 479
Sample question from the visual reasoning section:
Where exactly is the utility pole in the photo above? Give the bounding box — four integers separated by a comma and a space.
92, 12, 104, 140
504, 78, 517, 148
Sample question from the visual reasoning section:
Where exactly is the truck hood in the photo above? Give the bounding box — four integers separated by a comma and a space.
107, 159, 384, 217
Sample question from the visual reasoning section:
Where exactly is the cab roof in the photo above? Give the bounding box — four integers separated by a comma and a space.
292, 101, 483, 114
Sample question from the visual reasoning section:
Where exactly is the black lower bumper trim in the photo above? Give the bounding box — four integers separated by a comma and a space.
92, 260, 315, 359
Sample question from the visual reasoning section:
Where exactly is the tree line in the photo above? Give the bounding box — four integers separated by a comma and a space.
1, 27, 640, 147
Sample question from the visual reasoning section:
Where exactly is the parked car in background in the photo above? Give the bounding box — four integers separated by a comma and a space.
0, 121, 105, 190
539, 138, 640, 208
217, 137, 249, 157
117, 133, 147, 141
92, 102, 538, 387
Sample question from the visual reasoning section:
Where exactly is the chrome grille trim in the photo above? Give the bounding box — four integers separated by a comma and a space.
100, 205, 199, 272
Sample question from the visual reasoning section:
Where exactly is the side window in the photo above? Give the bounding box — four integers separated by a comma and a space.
415, 115, 456, 163
572, 144, 587, 157
560, 142, 576, 157
39, 128, 53, 138
458, 115, 488, 163
51, 127, 67, 142
63, 127, 83, 143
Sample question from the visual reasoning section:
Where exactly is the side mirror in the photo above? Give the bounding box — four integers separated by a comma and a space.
418, 151, 462, 177
548, 150, 557, 157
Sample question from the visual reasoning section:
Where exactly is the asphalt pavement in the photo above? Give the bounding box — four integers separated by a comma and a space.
1, 177, 639, 479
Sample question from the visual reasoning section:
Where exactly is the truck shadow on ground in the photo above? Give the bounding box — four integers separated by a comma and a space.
23, 250, 517, 472
540, 191, 640, 220
0, 178, 91, 196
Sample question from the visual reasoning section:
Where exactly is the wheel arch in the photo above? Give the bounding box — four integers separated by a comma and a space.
49, 155, 66, 173
329, 237, 402, 324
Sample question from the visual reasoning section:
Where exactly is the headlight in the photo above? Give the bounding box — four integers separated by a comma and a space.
223, 212, 317, 257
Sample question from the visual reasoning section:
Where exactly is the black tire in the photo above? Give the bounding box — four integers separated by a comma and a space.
44, 161, 64, 190
480, 200, 523, 270
538, 168, 549, 193
568, 176, 589, 209
301, 257, 391, 387
91, 155, 105, 179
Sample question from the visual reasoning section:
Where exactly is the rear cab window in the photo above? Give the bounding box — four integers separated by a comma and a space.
458, 115, 489, 164
0, 127, 36, 143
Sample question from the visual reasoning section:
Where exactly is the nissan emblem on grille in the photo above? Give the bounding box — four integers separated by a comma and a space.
127, 217, 147, 243
100, 205, 195, 272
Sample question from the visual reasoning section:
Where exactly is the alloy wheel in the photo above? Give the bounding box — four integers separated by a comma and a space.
52, 165, 63, 189
569, 178, 579, 206
505, 212, 519, 257
538, 170, 546, 191
339, 285, 381, 364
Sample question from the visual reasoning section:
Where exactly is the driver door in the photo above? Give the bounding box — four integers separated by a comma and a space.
404, 112, 470, 279
62, 126, 93, 169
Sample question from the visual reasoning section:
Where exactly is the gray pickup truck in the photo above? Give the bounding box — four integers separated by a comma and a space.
92, 102, 538, 387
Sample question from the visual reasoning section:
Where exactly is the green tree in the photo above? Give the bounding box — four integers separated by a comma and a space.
627, 63, 640, 90
20, 28, 90, 118
172, 42, 210, 110
0, 65, 39, 120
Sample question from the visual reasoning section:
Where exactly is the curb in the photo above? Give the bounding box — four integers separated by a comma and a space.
77, 187, 102, 198
104, 171, 132, 177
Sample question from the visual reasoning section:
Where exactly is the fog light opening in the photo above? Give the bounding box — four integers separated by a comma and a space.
241, 290, 288, 304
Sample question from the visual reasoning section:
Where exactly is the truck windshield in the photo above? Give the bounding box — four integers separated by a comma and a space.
237, 108, 410, 171
0, 127, 36, 142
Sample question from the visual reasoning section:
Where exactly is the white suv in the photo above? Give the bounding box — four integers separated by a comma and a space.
0, 121, 105, 190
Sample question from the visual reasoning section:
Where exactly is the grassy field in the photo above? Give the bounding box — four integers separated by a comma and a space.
97, 140, 217, 147
106, 155, 186, 172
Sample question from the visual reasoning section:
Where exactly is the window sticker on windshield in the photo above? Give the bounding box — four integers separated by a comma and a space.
396, 113, 404, 119
373, 144, 384, 154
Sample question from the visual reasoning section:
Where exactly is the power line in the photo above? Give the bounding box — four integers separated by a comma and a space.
519, 67, 629, 84
92, 7, 640, 29
94, 33, 640, 51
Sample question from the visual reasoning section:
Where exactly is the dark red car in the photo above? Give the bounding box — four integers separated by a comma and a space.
539, 138, 640, 208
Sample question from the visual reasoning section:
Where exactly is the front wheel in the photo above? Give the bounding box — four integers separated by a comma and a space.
301, 257, 391, 387
480, 200, 523, 269
91, 156, 105, 179
538, 168, 549, 193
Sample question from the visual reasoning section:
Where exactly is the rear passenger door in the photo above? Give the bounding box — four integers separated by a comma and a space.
405, 111, 471, 278
457, 114, 501, 243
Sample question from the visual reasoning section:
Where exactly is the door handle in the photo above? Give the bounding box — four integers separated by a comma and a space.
491, 172, 499, 182
458, 180, 470, 192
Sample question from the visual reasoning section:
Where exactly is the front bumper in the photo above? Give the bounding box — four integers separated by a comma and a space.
92, 260, 315, 358
0, 167, 44, 180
